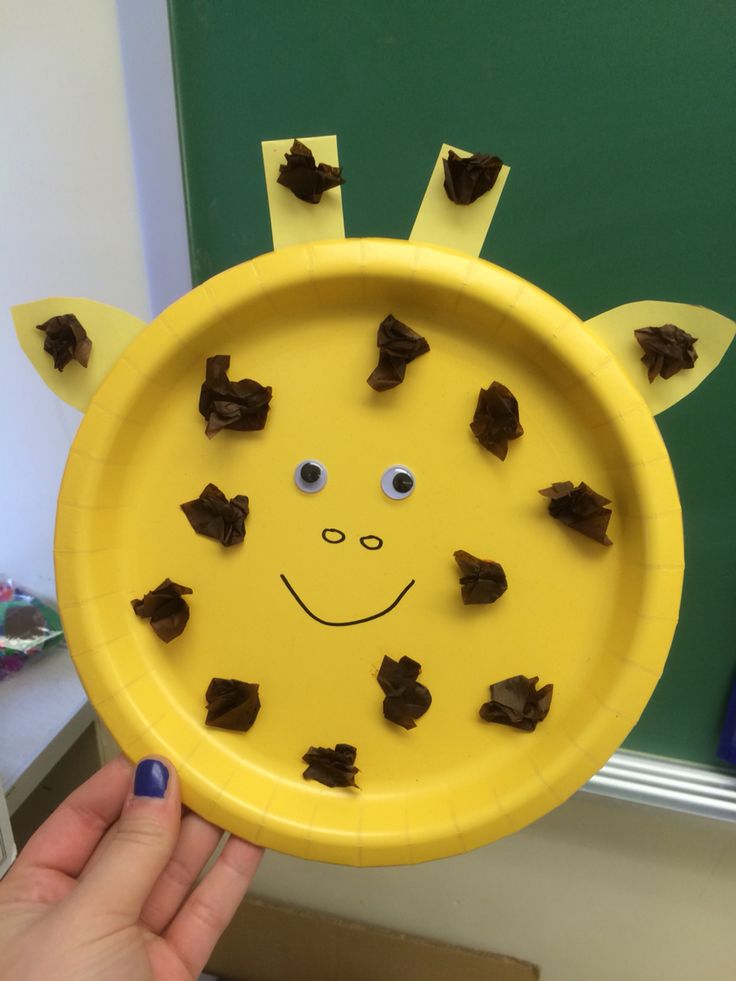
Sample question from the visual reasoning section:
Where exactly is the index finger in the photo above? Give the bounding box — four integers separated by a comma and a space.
13, 755, 133, 878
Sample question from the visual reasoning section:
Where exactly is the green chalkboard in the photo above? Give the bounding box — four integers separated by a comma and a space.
168, 0, 736, 766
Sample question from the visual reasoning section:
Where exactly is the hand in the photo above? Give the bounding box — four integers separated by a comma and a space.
0, 755, 262, 980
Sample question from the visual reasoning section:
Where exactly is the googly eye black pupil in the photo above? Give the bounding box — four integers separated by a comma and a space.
300, 463, 322, 484
392, 471, 414, 494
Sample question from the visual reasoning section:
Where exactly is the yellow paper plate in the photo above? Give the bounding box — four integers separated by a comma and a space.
56, 239, 682, 866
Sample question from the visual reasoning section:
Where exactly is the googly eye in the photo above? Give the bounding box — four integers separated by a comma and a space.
381, 465, 415, 500
294, 459, 328, 493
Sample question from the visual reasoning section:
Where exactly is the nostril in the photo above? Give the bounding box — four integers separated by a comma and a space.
360, 535, 383, 551
322, 528, 346, 544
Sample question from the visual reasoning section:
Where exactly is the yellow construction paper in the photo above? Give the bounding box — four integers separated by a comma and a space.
585, 301, 735, 416
56, 240, 682, 866
262, 136, 345, 250
12, 297, 147, 413
409, 144, 510, 256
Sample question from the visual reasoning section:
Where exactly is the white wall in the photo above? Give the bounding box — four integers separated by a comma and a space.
0, 0, 189, 598
3, 5, 736, 979
0, 0, 158, 597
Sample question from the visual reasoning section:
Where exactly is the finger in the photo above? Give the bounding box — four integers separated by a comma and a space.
164, 836, 263, 977
12, 755, 133, 878
79, 804, 191, 883
70, 756, 181, 923
139, 811, 223, 934
80, 803, 197, 883
77, 819, 119, 880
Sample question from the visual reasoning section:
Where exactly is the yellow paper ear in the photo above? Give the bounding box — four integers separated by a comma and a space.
584, 301, 735, 416
12, 297, 147, 413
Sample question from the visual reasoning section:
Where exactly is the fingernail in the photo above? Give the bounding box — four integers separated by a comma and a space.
133, 758, 169, 798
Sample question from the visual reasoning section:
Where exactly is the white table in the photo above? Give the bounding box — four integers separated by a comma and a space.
0, 644, 94, 814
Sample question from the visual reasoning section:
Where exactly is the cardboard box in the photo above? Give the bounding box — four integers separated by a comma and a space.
207, 896, 539, 981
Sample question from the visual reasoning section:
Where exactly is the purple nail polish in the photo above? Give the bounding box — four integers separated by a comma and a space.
134, 758, 169, 798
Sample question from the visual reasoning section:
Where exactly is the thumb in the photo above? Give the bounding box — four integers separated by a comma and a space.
73, 756, 181, 923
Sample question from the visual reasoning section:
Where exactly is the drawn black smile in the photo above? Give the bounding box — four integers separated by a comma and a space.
280, 574, 415, 627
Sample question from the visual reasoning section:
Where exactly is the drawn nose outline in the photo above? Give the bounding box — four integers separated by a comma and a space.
321, 529, 384, 549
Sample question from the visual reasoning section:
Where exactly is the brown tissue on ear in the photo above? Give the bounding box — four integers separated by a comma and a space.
36, 314, 91, 371
634, 324, 698, 382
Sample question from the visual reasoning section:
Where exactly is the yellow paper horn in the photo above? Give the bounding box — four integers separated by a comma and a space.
262, 135, 346, 251
410, 143, 510, 257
